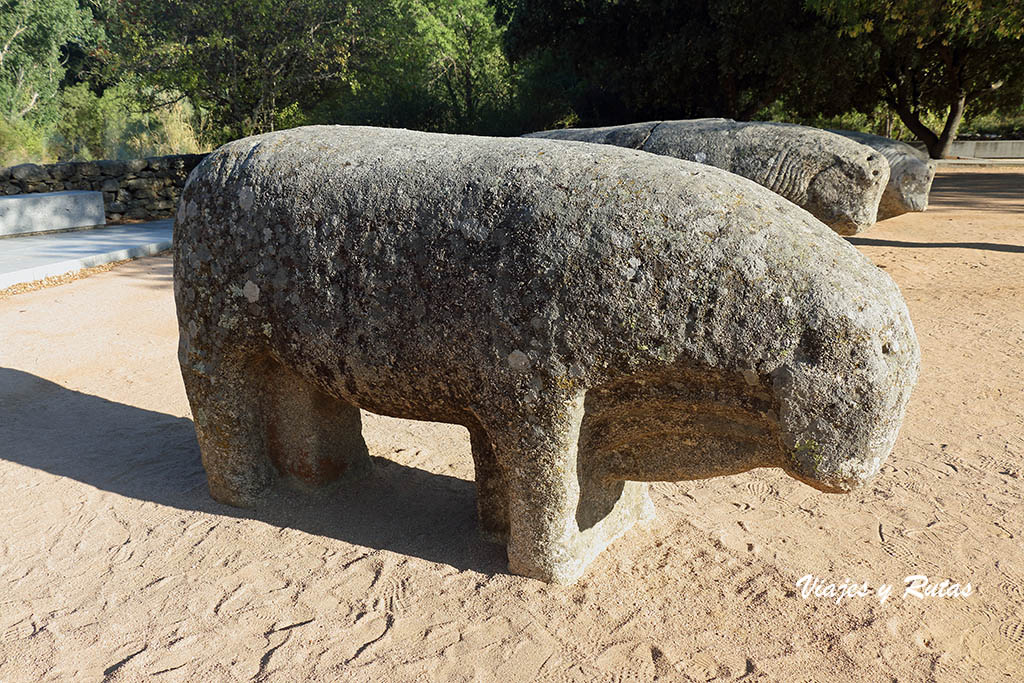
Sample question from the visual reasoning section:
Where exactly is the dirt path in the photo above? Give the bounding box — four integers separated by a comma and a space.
1, 167, 1021, 681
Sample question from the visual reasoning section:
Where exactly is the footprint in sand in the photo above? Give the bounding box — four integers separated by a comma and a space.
680, 651, 722, 681
0, 617, 36, 643
978, 455, 1022, 479
337, 611, 394, 664
745, 480, 777, 503
904, 520, 970, 547
349, 554, 412, 615
593, 641, 657, 681
370, 573, 412, 614
960, 624, 1023, 675
335, 552, 405, 614
998, 618, 1024, 640
998, 575, 1024, 602
731, 564, 775, 606
879, 535, 940, 572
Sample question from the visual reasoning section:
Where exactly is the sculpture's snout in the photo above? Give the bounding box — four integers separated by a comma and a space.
897, 159, 937, 213
783, 435, 887, 494
807, 152, 890, 235
774, 304, 920, 494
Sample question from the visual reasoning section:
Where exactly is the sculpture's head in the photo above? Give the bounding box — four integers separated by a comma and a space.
878, 156, 937, 219
771, 295, 920, 493
804, 150, 890, 235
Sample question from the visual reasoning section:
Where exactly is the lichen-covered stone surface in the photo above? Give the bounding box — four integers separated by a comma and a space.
831, 129, 937, 220
174, 125, 920, 584
526, 119, 891, 235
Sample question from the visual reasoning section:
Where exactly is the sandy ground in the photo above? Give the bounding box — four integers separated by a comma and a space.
1, 167, 1021, 681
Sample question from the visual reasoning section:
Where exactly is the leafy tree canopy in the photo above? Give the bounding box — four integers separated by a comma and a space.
105, 0, 386, 142
312, 0, 517, 135
803, 0, 1024, 157
406, 0, 513, 131
498, 0, 835, 125
0, 0, 100, 122
499, 0, 1024, 156
4, 0, 1023, 162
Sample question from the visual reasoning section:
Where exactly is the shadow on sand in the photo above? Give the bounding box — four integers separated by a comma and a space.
847, 237, 1024, 253
930, 171, 1024, 209
0, 367, 506, 575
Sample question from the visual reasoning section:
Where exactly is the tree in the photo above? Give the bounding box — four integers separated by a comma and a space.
324, 0, 516, 134
405, 0, 514, 131
105, 0, 386, 143
0, 0, 99, 122
805, 0, 1024, 158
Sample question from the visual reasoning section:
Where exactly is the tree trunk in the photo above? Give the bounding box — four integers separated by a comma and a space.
891, 102, 932, 145
933, 94, 967, 159
891, 96, 966, 160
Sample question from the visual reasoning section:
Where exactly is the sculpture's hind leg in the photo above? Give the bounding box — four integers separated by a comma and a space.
467, 421, 508, 544
180, 348, 276, 507
181, 343, 369, 507
263, 360, 370, 487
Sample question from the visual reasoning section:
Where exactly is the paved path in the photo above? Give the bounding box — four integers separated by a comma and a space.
0, 220, 172, 289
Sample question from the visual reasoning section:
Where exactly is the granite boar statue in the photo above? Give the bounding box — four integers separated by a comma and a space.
174, 126, 920, 584
526, 119, 891, 235
830, 129, 937, 220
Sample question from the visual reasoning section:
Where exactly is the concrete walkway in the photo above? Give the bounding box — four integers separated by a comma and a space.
0, 220, 172, 289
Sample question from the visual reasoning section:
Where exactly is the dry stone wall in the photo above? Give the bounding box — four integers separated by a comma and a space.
0, 154, 207, 224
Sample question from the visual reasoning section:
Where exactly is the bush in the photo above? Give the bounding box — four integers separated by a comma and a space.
959, 107, 1024, 140
0, 117, 50, 166
756, 101, 950, 142
48, 82, 205, 161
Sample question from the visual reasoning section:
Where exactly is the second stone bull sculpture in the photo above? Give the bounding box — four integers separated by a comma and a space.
830, 129, 937, 220
526, 119, 891, 235
174, 126, 920, 584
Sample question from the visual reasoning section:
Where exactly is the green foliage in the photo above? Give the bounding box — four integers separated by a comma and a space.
406, 0, 514, 131
499, 0, 836, 126
0, 115, 46, 166
325, 0, 517, 135
48, 82, 204, 161
0, 0, 100, 122
761, 99, 943, 142
959, 105, 1024, 139
500, 0, 1024, 153
503, 47, 580, 133
806, 0, 1024, 41
4, 0, 1024, 164
800, 0, 1024, 157
105, 0, 374, 143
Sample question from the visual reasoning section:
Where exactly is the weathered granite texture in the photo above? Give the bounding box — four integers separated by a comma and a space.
0, 154, 207, 223
174, 125, 920, 584
525, 119, 891, 235
830, 130, 937, 220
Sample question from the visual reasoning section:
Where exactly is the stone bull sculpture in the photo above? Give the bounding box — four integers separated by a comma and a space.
525, 119, 891, 235
830, 129, 937, 220
174, 126, 920, 584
